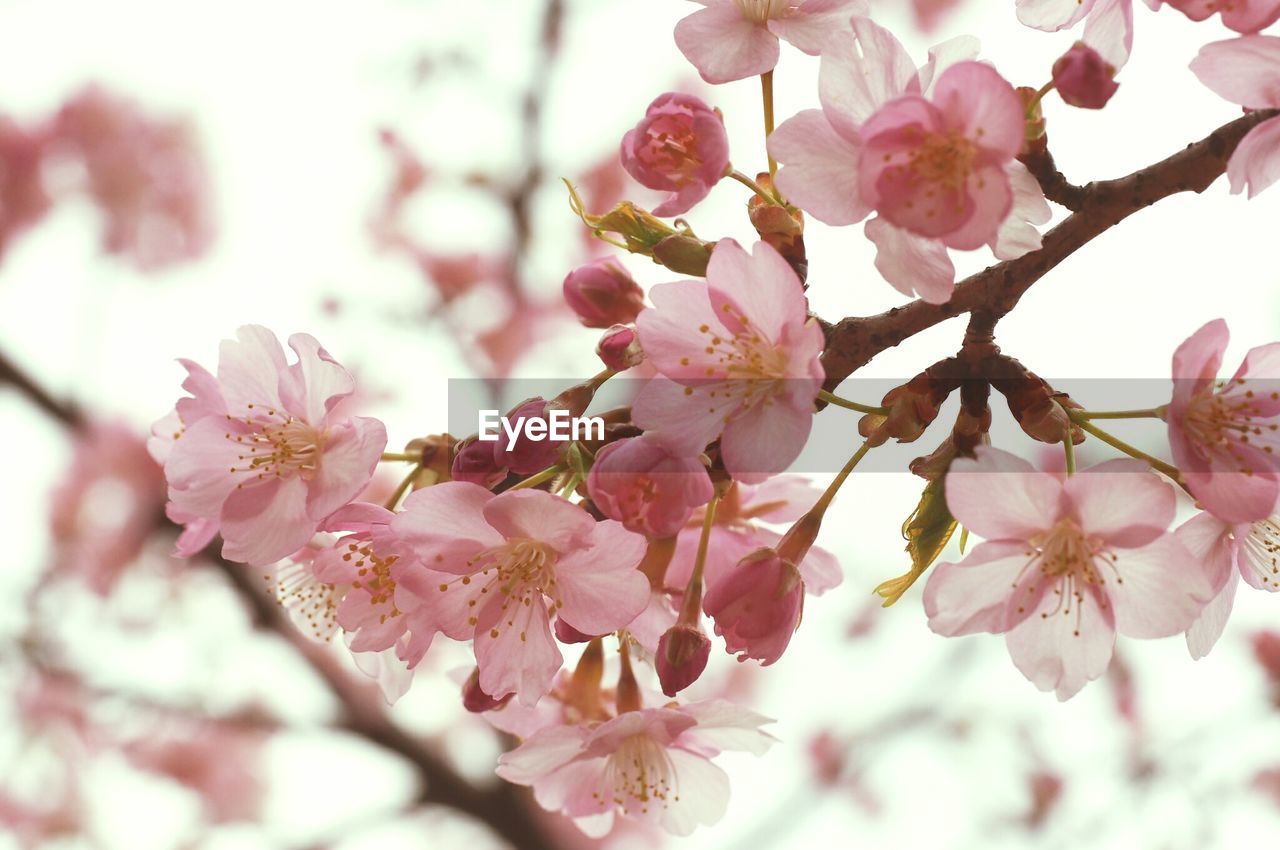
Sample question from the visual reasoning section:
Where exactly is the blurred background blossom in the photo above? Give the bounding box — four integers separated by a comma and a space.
4, 1, 1280, 849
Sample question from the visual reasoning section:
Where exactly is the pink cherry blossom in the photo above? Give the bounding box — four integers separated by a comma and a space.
1156, 0, 1280, 33
1190, 36, 1280, 198
858, 62, 1024, 255
586, 434, 715, 538
674, 0, 867, 85
264, 532, 422, 703
1177, 510, 1280, 660
123, 724, 264, 823
1016, 0, 1136, 69
596, 324, 645, 372
632, 239, 824, 483
156, 325, 387, 566
308, 503, 436, 664
49, 421, 165, 594
1166, 319, 1280, 523
768, 17, 1048, 303
924, 447, 1213, 700
496, 700, 775, 836
391, 482, 649, 704
620, 93, 730, 216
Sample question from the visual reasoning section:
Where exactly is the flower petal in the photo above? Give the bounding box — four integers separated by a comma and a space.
769, 109, 870, 226
925, 540, 1034, 635
944, 447, 1062, 541
1063, 458, 1176, 547
864, 215, 956, 303
674, 1, 780, 84
1005, 582, 1115, 700
1106, 535, 1215, 639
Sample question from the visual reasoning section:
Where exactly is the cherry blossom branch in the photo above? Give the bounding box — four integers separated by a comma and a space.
0, 348, 82, 428
820, 108, 1279, 389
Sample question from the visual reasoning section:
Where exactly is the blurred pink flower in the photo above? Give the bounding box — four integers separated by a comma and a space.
496, 700, 774, 836
156, 325, 387, 566
1166, 319, 1280, 523
49, 421, 165, 594
586, 434, 714, 538
1177, 510, 1280, 658
768, 17, 1048, 302
925, 447, 1212, 700
633, 239, 824, 482
620, 93, 730, 216
1158, 0, 1280, 33
53, 86, 213, 270
0, 115, 51, 262
124, 725, 264, 823
392, 483, 649, 704
1190, 36, 1280, 198
674, 0, 866, 84
1016, 0, 1135, 69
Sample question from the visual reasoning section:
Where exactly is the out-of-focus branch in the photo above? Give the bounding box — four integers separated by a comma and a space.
0, 348, 82, 429
208, 557, 558, 850
821, 108, 1278, 389
0, 346, 557, 850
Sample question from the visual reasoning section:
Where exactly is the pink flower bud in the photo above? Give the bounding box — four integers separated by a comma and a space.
596, 324, 645, 372
620, 92, 729, 216
703, 548, 804, 666
656, 623, 711, 696
492, 398, 564, 475
586, 434, 714, 537
451, 436, 508, 489
1052, 44, 1119, 110
554, 618, 598, 644
563, 258, 645, 328
462, 667, 511, 713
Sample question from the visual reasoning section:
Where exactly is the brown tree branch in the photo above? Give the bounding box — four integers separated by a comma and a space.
821, 108, 1278, 389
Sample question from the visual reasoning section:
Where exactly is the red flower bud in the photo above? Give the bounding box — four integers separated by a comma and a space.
562, 257, 645, 328
462, 667, 511, 713
596, 324, 645, 372
1052, 43, 1119, 110
451, 436, 508, 489
656, 624, 711, 697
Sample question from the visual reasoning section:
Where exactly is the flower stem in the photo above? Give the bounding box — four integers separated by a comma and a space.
509, 464, 565, 491
380, 451, 420, 463
761, 70, 777, 179
818, 389, 886, 416
813, 441, 873, 517
1069, 414, 1182, 481
1063, 431, 1076, 475
385, 464, 421, 510
1076, 407, 1166, 420
679, 494, 719, 624
729, 169, 777, 204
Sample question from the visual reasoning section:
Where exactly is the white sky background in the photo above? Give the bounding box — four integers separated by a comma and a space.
3, 1, 1280, 849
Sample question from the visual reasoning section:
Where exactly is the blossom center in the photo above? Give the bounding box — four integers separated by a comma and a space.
638, 115, 705, 185
346, 540, 401, 621
265, 560, 343, 641
1015, 519, 1118, 634
902, 128, 977, 194
597, 733, 678, 815
691, 315, 793, 415
734, 0, 795, 23
226, 405, 325, 483
1182, 381, 1280, 473
442, 538, 562, 638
